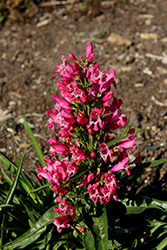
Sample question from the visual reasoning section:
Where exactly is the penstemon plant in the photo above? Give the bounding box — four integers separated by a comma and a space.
1, 43, 167, 250
38, 42, 140, 233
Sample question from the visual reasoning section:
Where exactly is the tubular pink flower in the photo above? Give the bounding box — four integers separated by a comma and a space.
102, 90, 113, 102
63, 160, 79, 176
71, 147, 88, 163
99, 142, 113, 163
57, 129, 71, 138
46, 107, 58, 130
54, 197, 73, 215
53, 215, 73, 233
110, 157, 129, 173
103, 173, 120, 194
88, 184, 99, 203
90, 152, 96, 158
99, 185, 112, 204
60, 110, 75, 119
48, 137, 70, 157
70, 83, 87, 103
68, 53, 77, 61
69, 208, 75, 216
52, 55, 75, 79
85, 42, 95, 60
37, 165, 52, 181
79, 173, 94, 186
87, 108, 104, 131
99, 69, 115, 93
52, 94, 71, 110
116, 128, 136, 152
77, 115, 88, 125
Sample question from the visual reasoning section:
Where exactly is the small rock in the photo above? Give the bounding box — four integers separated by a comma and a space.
143, 67, 153, 75
0, 113, 14, 122
121, 66, 132, 72
117, 53, 126, 61
2, 53, 7, 59
125, 54, 134, 64
152, 26, 158, 31
107, 33, 132, 46
36, 19, 52, 28
134, 83, 144, 87
118, 66, 132, 72
163, 78, 167, 84
140, 33, 159, 40
0, 76, 7, 84
156, 66, 167, 75
6, 128, 15, 134
160, 37, 167, 43
145, 19, 152, 25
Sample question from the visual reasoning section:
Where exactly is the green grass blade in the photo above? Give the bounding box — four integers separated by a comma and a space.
5, 148, 26, 205
0, 163, 12, 185
0, 151, 17, 175
24, 118, 45, 169
28, 183, 50, 194
156, 236, 167, 250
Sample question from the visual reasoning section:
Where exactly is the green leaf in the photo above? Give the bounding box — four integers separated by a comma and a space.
0, 204, 14, 208
146, 158, 167, 168
52, 234, 79, 250
122, 195, 167, 214
3, 206, 60, 249
83, 231, 96, 250
24, 118, 45, 169
5, 148, 26, 205
0, 163, 12, 185
91, 206, 108, 250
156, 236, 167, 250
0, 151, 17, 176
131, 158, 167, 173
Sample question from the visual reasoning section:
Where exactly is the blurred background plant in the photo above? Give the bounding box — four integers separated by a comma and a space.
0, 0, 41, 24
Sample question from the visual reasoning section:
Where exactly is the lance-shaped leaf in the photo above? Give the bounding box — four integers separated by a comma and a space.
122, 195, 167, 214
83, 231, 96, 250
91, 206, 108, 250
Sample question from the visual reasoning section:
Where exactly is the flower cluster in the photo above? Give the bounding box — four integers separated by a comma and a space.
37, 43, 140, 232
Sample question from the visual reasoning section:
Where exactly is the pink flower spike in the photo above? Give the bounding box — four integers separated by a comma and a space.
99, 142, 113, 163
110, 157, 129, 173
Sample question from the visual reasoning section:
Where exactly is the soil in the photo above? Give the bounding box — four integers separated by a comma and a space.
0, 0, 167, 200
